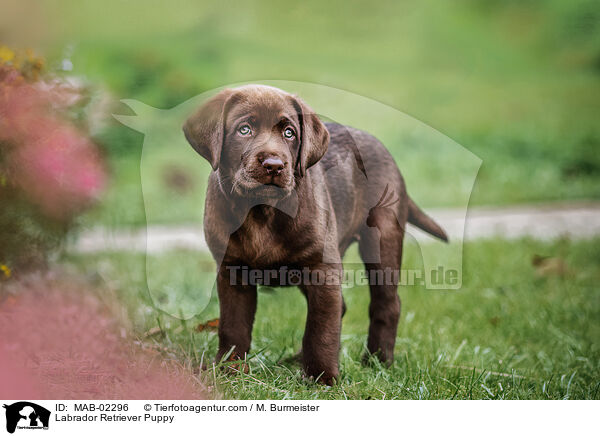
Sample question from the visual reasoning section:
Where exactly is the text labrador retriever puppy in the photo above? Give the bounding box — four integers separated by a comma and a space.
183, 85, 447, 384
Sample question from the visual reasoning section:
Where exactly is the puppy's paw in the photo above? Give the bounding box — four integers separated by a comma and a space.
303, 365, 339, 386
225, 361, 250, 375
361, 349, 394, 367
215, 351, 250, 375
278, 349, 303, 365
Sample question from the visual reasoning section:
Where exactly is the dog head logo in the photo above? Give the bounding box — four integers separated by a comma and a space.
3, 402, 50, 434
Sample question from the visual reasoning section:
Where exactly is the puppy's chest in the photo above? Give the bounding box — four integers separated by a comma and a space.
229, 211, 307, 267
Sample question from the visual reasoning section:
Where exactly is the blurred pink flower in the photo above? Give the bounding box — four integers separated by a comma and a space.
0, 285, 207, 400
0, 69, 106, 220
13, 125, 106, 219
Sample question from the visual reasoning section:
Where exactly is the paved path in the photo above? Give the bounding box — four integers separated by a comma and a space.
70, 202, 600, 254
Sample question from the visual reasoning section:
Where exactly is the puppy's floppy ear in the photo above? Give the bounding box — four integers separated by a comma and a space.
290, 96, 329, 177
182, 89, 237, 170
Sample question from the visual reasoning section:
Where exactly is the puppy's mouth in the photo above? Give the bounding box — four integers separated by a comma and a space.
231, 169, 293, 199
248, 184, 291, 199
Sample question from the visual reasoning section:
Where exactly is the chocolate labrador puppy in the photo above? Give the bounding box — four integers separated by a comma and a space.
183, 85, 447, 384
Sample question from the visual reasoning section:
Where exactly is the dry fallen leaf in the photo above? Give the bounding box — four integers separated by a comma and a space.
143, 326, 163, 338
532, 255, 568, 277
195, 318, 219, 332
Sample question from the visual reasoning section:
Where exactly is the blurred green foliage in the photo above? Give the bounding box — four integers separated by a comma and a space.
41, 0, 600, 225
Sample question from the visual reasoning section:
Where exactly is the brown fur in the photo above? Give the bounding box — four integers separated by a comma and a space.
183, 85, 447, 385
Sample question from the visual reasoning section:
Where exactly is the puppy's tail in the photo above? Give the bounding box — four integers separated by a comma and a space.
407, 197, 449, 242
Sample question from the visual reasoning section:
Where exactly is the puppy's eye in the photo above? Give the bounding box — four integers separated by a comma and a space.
283, 127, 296, 139
238, 124, 252, 136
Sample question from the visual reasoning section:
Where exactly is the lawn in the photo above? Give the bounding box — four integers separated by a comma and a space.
62, 237, 600, 399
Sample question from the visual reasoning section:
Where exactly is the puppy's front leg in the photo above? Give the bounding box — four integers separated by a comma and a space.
300, 264, 343, 385
215, 265, 257, 365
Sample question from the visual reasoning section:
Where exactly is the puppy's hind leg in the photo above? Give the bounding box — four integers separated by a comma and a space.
358, 207, 405, 364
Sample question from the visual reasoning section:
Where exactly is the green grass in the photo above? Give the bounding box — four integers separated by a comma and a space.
62, 237, 600, 399
32, 0, 600, 227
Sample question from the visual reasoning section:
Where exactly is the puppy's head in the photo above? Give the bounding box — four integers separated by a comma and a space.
183, 85, 329, 199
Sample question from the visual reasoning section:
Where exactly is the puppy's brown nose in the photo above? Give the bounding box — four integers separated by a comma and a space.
261, 157, 285, 175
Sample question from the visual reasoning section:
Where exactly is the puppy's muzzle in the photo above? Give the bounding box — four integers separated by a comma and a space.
250, 152, 289, 188
261, 156, 285, 175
